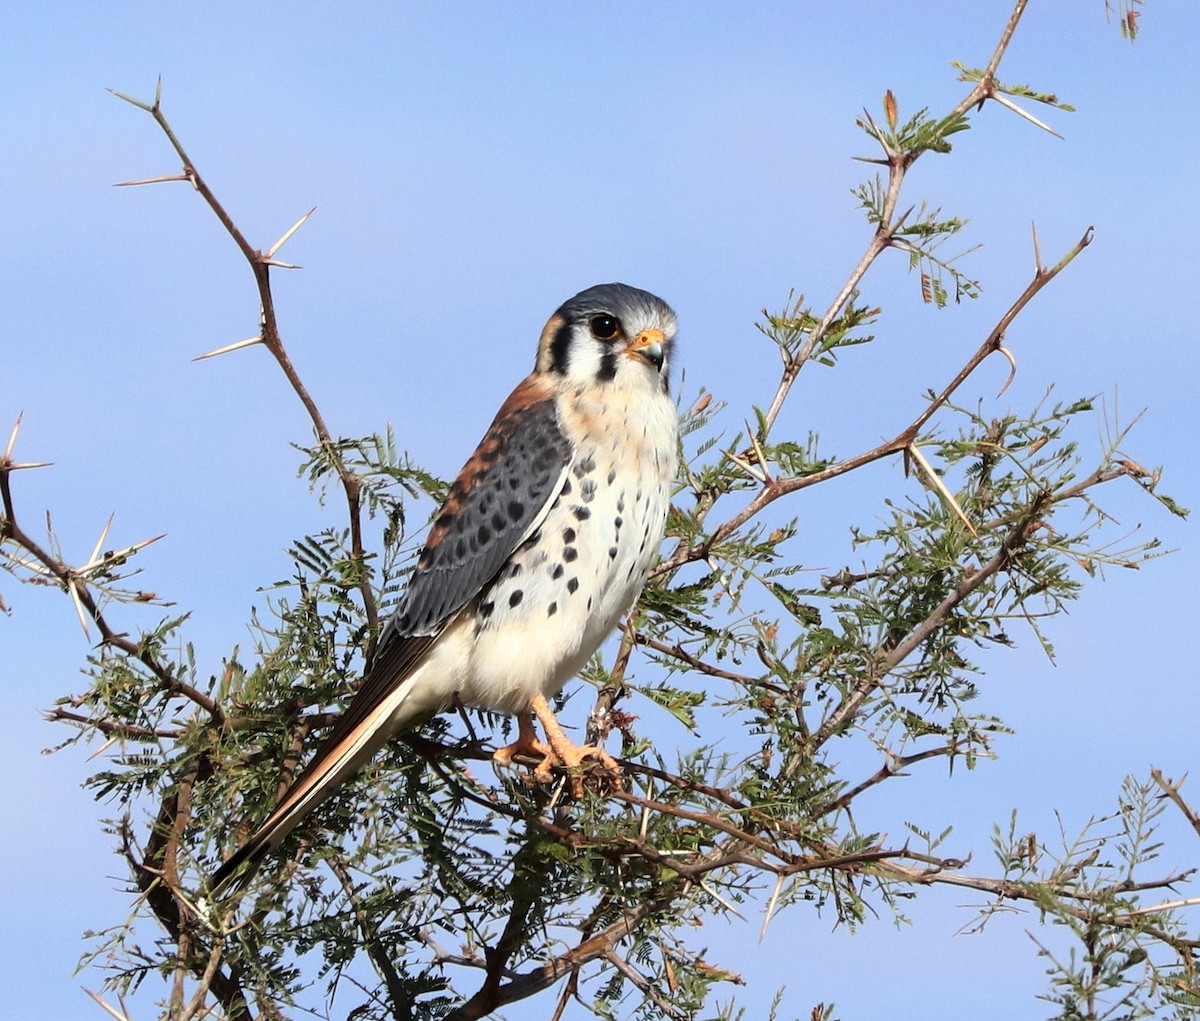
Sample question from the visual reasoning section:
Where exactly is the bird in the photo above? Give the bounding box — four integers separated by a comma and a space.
210, 282, 678, 892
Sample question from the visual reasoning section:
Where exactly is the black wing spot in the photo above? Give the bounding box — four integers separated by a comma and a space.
551, 563, 565, 580
567, 577, 579, 594
572, 456, 597, 479
547, 601, 558, 617
509, 590, 524, 608
562, 527, 576, 544
392, 395, 570, 635
573, 506, 591, 521
607, 468, 617, 485
608, 546, 618, 560
580, 479, 597, 503
563, 547, 578, 563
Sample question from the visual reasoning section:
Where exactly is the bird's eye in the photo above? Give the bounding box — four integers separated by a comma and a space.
589, 314, 620, 341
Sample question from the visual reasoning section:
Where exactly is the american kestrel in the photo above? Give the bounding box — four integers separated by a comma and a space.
212, 283, 678, 890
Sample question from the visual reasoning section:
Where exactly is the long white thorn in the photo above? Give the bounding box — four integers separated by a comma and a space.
193, 336, 263, 362
265, 207, 316, 258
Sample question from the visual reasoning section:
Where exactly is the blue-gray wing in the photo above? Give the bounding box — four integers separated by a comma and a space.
369, 377, 571, 672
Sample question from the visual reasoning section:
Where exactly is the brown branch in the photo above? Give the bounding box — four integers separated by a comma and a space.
1152, 770, 1200, 842
114, 83, 378, 636
328, 856, 410, 1020
654, 225, 1093, 581
608, 790, 794, 864
444, 896, 668, 1021
130, 762, 254, 1021
757, 0, 1030, 436
824, 743, 963, 814
603, 948, 688, 1021
803, 495, 1047, 757
635, 631, 763, 688
454, 823, 566, 1019
44, 706, 180, 740
878, 857, 1200, 952
0, 476, 223, 723
652, 0, 1054, 586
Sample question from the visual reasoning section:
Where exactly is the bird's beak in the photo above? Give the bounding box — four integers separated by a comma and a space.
627, 329, 666, 370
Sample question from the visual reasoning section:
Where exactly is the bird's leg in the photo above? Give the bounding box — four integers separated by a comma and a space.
529, 692, 621, 796
492, 711, 554, 780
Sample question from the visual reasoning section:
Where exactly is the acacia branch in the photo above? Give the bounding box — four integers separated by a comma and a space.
757, 0, 1031, 437
803, 495, 1046, 756
328, 856, 410, 1020
444, 897, 667, 1021
1152, 769, 1200, 842
113, 83, 378, 636
654, 225, 1093, 581
0, 467, 222, 723
879, 858, 1200, 952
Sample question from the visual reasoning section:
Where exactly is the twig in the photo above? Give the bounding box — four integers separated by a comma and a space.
1152, 769, 1200, 841
111, 82, 378, 636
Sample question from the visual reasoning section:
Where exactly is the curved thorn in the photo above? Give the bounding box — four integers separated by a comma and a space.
996, 345, 1018, 397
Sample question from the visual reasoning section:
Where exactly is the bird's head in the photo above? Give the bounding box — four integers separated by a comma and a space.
536, 283, 676, 394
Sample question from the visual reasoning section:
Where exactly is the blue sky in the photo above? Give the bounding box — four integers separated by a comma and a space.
2, 3, 1198, 1019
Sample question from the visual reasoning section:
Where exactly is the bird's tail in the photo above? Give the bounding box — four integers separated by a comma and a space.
209, 676, 425, 896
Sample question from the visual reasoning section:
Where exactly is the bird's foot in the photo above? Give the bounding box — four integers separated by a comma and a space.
540, 738, 622, 797
528, 693, 622, 797
492, 733, 619, 795
493, 711, 557, 780
492, 734, 554, 771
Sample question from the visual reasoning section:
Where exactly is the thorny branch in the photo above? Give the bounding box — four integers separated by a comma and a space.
109, 78, 379, 639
